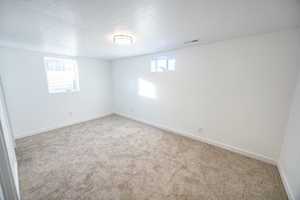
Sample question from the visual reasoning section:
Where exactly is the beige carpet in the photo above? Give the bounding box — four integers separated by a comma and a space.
16, 114, 287, 200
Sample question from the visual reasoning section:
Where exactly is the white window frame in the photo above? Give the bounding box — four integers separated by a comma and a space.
151, 56, 175, 72
44, 57, 80, 94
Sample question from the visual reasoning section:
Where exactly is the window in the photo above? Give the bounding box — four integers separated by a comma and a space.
44, 57, 80, 94
151, 56, 175, 72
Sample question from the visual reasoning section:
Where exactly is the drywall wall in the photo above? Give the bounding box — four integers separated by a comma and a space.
0, 47, 113, 138
279, 72, 300, 200
112, 29, 300, 163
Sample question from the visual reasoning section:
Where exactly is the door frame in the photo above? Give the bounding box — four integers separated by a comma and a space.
0, 122, 19, 200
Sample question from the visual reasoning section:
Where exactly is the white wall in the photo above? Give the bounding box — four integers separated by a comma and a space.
279, 72, 300, 200
0, 47, 113, 138
112, 29, 300, 163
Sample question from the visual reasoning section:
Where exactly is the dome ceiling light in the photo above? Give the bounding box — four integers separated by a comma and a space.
113, 34, 135, 45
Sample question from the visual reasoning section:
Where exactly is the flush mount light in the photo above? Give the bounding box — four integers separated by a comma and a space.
113, 34, 135, 45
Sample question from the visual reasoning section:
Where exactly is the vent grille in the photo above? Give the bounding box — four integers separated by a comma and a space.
184, 39, 199, 45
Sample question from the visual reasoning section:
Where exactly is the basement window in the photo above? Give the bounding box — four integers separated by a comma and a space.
151, 56, 175, 72
44, 57, 80, 94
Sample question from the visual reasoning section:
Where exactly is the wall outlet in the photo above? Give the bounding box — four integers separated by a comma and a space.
68, 112, 73, 117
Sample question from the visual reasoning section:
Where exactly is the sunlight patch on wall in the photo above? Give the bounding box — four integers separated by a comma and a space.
138, 78, 156, 99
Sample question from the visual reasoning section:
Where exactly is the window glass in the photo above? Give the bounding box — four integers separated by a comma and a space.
151, 56, 175, 72
44, 57, 80, 94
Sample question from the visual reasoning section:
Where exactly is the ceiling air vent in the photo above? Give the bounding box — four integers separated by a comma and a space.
184, 39, 199, 45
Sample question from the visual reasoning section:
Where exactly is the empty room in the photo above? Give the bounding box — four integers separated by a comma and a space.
0, 0, 300, 200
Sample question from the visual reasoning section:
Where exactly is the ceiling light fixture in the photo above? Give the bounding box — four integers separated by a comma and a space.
113, 34, 135, 45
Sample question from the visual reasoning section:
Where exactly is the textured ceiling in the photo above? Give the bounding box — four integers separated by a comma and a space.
0, 0, 300, 60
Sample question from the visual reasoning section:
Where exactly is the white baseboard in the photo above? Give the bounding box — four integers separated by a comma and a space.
14, 112, 113, 139
115, 112, 277, 165
277, 161, 295, 200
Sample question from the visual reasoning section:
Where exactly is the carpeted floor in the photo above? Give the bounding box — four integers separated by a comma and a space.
16, 114, 287, 200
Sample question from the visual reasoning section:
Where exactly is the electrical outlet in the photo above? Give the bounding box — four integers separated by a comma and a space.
69, 112, 73, 117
